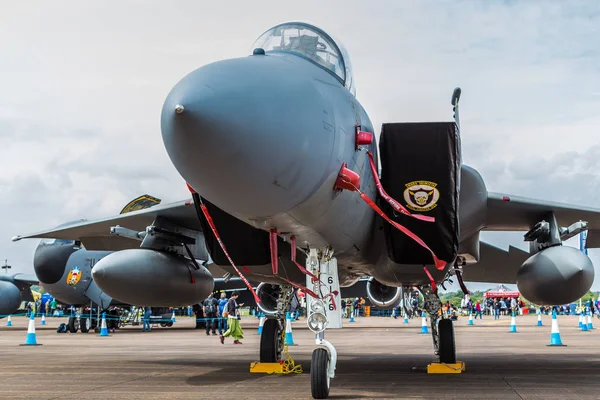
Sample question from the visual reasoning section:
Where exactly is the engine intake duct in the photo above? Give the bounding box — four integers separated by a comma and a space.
366, 277, 401, 310
256, 283, 280, 317
379, 122, 460, 266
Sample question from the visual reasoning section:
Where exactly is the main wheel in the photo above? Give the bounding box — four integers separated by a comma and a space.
311, 348, 330, 399
438, 319, 456, 364
79, 317, 90, 333
67, 316, 79, 333
260, 318, 282, 362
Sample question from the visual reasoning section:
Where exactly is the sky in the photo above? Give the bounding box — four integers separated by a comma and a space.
1, 1, 599, 289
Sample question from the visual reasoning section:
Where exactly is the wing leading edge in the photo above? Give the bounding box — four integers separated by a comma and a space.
12, 199, 201, 251
486, 192, 600, 248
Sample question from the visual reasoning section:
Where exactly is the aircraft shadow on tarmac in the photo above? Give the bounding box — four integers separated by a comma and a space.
146, 352, 599, 397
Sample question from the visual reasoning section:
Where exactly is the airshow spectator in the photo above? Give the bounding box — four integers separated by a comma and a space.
50, 298, 57, 316
143, 306, 152, 332
203, 293, 219, 336
474, 301, 482, 319
353, 298, 360, 318
494, 299, 501, 320
218, 292, 228, 335
500, 299, 507, 315
220, 291, 244, 345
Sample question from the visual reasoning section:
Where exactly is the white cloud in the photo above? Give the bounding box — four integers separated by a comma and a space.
1, 1, 599, 290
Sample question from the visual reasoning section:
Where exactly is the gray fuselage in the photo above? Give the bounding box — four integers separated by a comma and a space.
161, 51, 488, 287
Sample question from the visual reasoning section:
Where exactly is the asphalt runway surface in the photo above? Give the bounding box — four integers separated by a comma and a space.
1, 314, 599, 399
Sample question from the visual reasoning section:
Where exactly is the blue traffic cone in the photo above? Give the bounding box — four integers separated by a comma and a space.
509, 312, 517, 333
41, 313, 46, 325
257, 312, 265, 335
349, 311, 355, 323
6, 315, 12, 327
468, 312, 474, 325
548, 309, 565, 346
579, 313, 583, 328
171, 310, 176, 323
420, 313, 429, 334
21, 313, 41, 346
99, 313, 110, 337
587, 311, 594, 330
403, 314, 409, 324
580, 311, 588, 332
537, 310, 543, 326
284, 312, 297, 346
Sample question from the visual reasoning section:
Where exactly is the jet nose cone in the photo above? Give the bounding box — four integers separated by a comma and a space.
161, 55, 334, 219
90, 264, 105, 280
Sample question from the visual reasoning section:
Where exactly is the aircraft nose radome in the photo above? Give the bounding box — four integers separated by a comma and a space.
161, 55, 335, 219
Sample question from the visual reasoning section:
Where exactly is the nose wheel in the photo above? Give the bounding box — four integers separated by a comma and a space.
311, 348, 330, 399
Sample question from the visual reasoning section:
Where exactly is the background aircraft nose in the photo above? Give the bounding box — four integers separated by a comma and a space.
33, 240, 78, 284
161, 55, 335, 219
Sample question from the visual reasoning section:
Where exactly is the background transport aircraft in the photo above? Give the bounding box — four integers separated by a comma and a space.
13, 22, 600, 399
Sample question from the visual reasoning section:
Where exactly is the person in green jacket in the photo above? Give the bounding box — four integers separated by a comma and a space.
50, 298, 57, 316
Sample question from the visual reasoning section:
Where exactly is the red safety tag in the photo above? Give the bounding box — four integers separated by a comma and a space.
242, 267, 338, 310
269, 229, 278, 275
359, 193, 446, 271
423, 266, 438, 295
290, 236, 320, 282
199, 204, 261, 304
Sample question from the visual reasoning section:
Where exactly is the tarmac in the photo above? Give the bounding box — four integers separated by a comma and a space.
1, 314, 599, 399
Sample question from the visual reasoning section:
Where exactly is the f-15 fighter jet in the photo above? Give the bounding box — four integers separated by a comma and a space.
15, 22, 599, 399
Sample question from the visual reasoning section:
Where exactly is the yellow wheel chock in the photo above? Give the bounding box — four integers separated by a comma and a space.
427, 361, 466, 374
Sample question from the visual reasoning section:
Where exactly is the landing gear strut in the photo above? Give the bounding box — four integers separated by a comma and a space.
258, 284, 293, 363
419, 285, 456, 363
307, 248, 340, 400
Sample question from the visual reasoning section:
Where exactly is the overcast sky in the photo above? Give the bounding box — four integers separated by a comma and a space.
1, 1, 599, 289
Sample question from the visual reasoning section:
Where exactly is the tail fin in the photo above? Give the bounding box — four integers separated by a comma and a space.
120, 195, 161, 214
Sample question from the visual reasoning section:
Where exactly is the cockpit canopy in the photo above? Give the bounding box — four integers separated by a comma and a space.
252, 22, 356, 96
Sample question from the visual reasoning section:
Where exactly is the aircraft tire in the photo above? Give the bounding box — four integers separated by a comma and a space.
259, 318, 281, 363
160, 323, 167, 327
311, 348, 330, 399
79, 317, 90, 333
67, 316, 79, 333
438, 319, 456, 364
166, 322, 173, 327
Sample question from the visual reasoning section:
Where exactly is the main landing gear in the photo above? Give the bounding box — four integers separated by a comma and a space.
259, 284, 293, 363
420, 285, 456, 364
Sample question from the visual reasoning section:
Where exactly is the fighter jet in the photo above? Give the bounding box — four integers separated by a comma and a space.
13, 22, 600, 399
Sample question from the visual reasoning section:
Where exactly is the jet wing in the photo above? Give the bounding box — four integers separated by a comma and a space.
461, 241, 530, 284
12, 274, 39, 285
13, 199, 201, 251
486, 192, 600, 247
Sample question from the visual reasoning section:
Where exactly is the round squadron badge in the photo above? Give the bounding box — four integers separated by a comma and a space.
403, 181, 440, 212
66, 266, 82, 286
